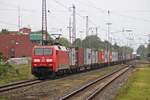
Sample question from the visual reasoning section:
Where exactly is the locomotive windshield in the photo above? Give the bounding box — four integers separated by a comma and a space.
35, 48, 53, 56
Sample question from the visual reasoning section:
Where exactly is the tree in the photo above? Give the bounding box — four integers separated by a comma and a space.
57, 37, 71, 47
137, 45, 145, 55
0, 29, 9, 34
82, 35, 102, 49
47, 36, 54, 44
137, 45, 148, 59
103, 40, 113, 50
72, 38, 82, 47
112, 43, 120, 52
147, 44, 150, 56
120, 46, 133, 53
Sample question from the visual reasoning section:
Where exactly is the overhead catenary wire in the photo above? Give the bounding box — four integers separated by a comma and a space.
74, 0, 150, 23
51, 0, 98, 26
0, 20, 40, 31
0, 1, 36, 13
111, 11, 150, 23
0, 20, 18, 27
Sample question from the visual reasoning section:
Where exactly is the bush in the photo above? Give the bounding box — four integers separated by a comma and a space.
0, 63, 14, 78
0, 52, 3, 63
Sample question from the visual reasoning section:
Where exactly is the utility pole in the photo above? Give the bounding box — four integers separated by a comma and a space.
96, 27, 98, 36
42, 0, 48, 45
18, 7, 21, 31
68, 16, 72, 43
106, 10, 112, 65
72, 4, 76, 43
86, 16, 89, 37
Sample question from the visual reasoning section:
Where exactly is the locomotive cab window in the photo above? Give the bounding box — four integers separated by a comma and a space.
35, 48, 43, 55
35, 48, 53, 56
44, 48, 53, 55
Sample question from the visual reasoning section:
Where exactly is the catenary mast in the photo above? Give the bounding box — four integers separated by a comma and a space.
42, 0, 48, 45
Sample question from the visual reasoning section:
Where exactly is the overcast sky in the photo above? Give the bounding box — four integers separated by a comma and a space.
0, 0, 150, 51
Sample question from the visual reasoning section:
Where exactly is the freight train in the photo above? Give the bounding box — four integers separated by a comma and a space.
31, 45, 134, 79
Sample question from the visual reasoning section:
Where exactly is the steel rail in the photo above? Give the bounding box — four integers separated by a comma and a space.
0, 79, 42, 93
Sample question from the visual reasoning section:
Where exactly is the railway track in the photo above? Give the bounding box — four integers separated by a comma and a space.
60, 65, 131, 100
0, 79, 42, 93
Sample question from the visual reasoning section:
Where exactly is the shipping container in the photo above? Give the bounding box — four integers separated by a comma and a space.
91, 50, 98, 64
118, 52, 123, 61
84, 48, 92, 65
128, 54, 131, 60
112, 52, 118, 62
104, 51, 109, 63
91, 50, 96, 64
69, 48, 76, 66
112, 52, 115, 62
76, 48, 84, 66
122, 53, 126, 61
98, 51, 104, 63
109, 51, 112, 62
95, 51, 98, 63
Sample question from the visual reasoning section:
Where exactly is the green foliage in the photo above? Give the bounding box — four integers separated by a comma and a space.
57, 37, 71, 47
137, 45, 148, 59
39, 34, 133, 53
0, 52, 3, 63
103, 40, 112, 50
112, 43, 120, 51
82, 35, 103, 49
147, 44, 150, 57
147, 44, 150, 51
72, 38, 82, 47
120, 46, 133, 53
48, 36, 54, 44
0, 52, 6, 64
0, 29, 9, 34
0, 63, 14, 78
0, 64, 34, 85
80, 35, 133, 53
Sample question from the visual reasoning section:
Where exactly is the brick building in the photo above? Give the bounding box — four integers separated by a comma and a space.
0, 34, 38, 58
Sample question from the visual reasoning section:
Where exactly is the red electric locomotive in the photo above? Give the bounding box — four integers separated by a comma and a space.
32, 45, 70, 78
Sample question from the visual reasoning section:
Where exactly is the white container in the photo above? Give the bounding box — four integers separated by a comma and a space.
91, 50, 96, 64
69, 48, 76, 65
112, 52, 118, 62
95, 51, 98, 63
84, 48, 92, 65
104, 51, 109, 63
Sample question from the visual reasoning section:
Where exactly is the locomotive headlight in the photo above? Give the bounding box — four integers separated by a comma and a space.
34, 59, 40, 62
46, 59, 52, 62
46, 59, 53, 62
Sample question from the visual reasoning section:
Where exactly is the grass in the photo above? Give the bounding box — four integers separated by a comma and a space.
0, 64, 35, 86
115, 65, 150, 100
